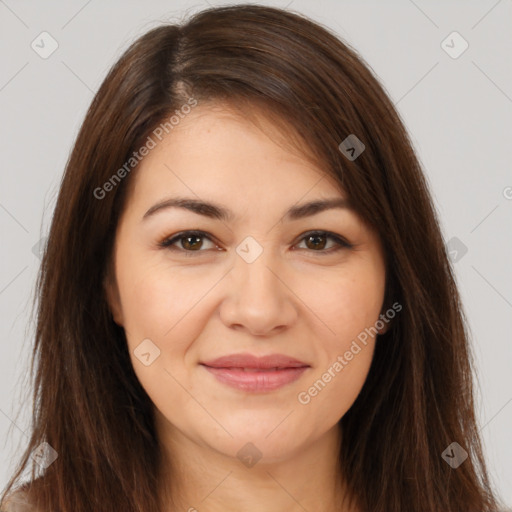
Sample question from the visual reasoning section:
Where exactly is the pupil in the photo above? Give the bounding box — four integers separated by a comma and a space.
307, 234, 326, 250
183, 235, 202, 250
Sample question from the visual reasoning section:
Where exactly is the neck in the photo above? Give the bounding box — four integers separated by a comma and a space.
156, 415, 359, 512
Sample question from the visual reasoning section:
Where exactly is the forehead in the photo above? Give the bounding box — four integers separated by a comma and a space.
126, 102, 346, 207
148, 102, 322, 170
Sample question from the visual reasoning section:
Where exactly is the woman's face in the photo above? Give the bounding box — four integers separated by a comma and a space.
106, 103, 388, 464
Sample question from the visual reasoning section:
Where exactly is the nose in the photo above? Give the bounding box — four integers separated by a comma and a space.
219, 250, 298, 337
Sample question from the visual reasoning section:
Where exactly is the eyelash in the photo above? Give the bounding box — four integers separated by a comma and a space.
158, 230, 353, 257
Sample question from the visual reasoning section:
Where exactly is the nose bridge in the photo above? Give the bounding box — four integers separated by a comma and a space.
234, 243, 283, 304
219, 239, 296, 335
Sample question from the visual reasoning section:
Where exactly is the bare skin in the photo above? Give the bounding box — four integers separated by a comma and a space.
105, 103, 388, 511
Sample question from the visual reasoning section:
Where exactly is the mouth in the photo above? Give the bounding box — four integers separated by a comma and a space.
199, 353, 310, 392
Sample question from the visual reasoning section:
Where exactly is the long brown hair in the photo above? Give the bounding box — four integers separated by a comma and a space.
1, 4, 503, 511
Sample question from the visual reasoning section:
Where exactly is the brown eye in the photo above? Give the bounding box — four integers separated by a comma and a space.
160, 231, 217, 253
296, 231, 351, 253
181, 234, 204, 250
304, 233, 328, 250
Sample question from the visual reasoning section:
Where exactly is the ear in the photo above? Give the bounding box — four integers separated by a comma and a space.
377, 315, 392, 335
103, 268, 124, 327
378, 275, 397, 335
376, 299, 395, 335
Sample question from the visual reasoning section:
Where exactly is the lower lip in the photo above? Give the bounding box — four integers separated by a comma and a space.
201, 365, 309, 392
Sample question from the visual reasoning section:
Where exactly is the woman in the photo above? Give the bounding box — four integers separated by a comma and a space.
0, 4, 505, 511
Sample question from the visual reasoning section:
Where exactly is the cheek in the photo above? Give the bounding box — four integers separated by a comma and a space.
117, 256, 200, 333
116, 261, 220, 370
297, 317, 377, 428
294, 267, 384, 421
297, 349, 375, 433
115, 264, 211, 422
308, 265, 385, 347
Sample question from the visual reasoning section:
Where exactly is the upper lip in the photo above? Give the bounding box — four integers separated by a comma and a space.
200, 353, 309, 369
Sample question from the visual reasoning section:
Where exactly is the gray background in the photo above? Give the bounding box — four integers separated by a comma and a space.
1, 0, 511, 506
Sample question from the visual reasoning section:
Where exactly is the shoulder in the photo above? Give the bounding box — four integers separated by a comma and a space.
1, 490, 37, 512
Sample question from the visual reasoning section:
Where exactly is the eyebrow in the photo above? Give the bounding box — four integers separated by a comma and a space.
142, 196, 353, 222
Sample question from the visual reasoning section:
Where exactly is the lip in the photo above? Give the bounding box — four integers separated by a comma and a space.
200, 353, 310, 392
201, 353, 309, 369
